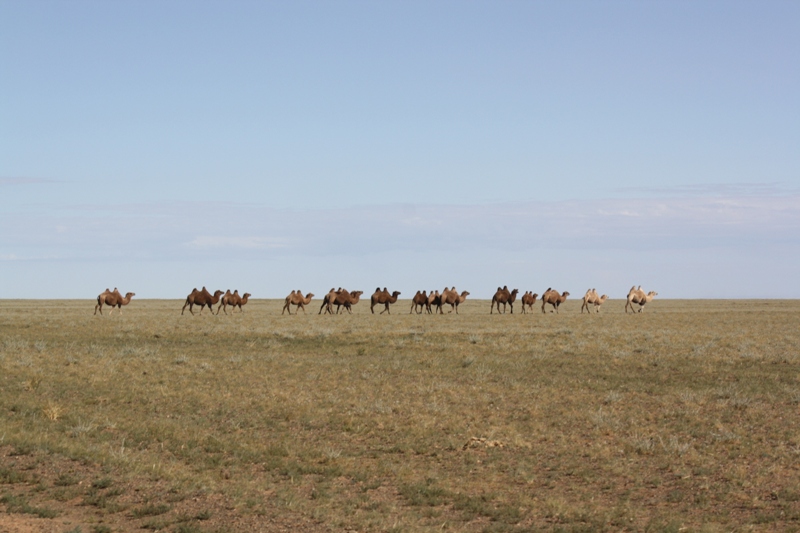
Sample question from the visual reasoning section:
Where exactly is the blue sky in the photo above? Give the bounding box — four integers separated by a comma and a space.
2, 1, 798, 299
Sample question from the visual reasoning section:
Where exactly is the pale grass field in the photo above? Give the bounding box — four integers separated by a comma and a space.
1, 298, 799, 532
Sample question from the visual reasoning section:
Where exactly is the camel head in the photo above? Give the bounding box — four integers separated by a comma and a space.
213, 290, 224, 297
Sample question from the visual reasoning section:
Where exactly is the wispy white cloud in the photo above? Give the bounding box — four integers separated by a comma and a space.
1, 190, 798, 263
187, 236, 289, 249
0, 177, 62, 186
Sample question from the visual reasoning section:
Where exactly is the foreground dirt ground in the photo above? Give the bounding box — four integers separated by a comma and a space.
2, 298, 799, 532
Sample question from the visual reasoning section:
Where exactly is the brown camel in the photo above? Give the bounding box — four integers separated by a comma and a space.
371, 287, 401, 314
541, 290, 570, 313
625, 286, 658, 313
520, 291, 539, 314
433, 287, 450, 314
181, 287, 224, 315
490, 286, 519, 314
410, 290, 428, 314
283, 290, 314, 314
94, 288, 135, 315
440, 287, 469, 314
319, 288, 341, 315
331, 290, 363, 314
580, 288, 608, 314
218, 290, 251, 314
427, 290, 441, 314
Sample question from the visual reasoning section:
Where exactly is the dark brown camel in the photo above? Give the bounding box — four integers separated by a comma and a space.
490, 286, 519, 314
410, 290, 428, 314
427, 290, 441, 314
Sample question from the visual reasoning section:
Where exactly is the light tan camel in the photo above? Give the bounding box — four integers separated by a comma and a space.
440, 287, 470, 314
491, 286, 519, 314
181, 287, 224, 315
625, 287, 658, 313
541, 290, 569, 313
94, 288, 135, 315
580, 288, 608, 313
520, 291, 539, 314
371, 287, 401, 314
283, 290, 314, 314
410, 290, 428, 314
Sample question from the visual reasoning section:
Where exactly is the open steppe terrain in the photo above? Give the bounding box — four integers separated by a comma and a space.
1, 298, 799, 532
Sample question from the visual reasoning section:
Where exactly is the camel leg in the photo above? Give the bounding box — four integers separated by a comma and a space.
95, 304, 101, 315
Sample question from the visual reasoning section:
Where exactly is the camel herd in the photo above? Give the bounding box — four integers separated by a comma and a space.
94, 285, 658, 316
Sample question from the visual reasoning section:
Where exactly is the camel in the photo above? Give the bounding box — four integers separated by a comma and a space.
94, 288, 135, 315
283, 290, 314, 314
490, 286, 519, 314
371, 287, 401, 314
625, 286, 658, 313
332, 290, 363, 314
218, 290, 250, 314
440, 287, 470, 314
433, 287, 450, 314
320, 288, 363, 314
319, 288, 341, 315
541, 290, 570, 313
410, 290, 428, 314
520, 291, 539, 314
581, 288, 608, 314
181, 287, 224, 315
427, 290, 441, 314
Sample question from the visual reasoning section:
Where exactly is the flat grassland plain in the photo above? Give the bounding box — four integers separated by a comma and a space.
1, 299, 799, 532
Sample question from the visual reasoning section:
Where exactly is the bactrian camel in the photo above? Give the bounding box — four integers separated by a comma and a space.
282, 290, 314, 315
410, 290, 428, 314
94, 288, 135, 315
541, 289, 570, 313
427, 290, 441, 314
580, 288, 608, 314
625, 286, 658, 313
370, 287, 401, 314
217, 290, 251, 315
490, 286, 519, 314
320, 288, 363, 315
181, 287, 224, 315
439, 287, 470, 314
520, 291, 538, 314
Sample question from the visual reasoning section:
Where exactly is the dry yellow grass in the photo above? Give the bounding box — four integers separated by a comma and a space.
1, 298, 799, 532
